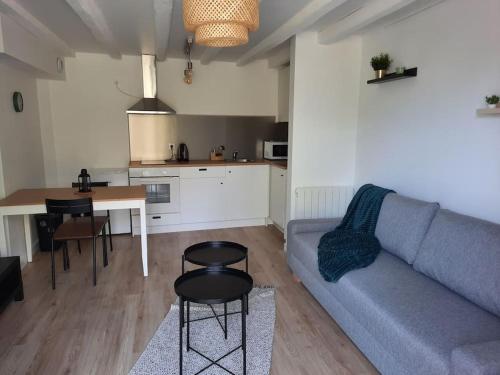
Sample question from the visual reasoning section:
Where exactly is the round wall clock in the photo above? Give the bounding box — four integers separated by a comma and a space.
13, 92, 23, 113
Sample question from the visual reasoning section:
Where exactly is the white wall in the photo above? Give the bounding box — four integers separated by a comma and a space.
355, 0, 500, 222
0, 58, 46, 264
157, 58, 277, 117
277, 65, 290, 122
39, 53, 142, 186
288, 32, 362, 220
40, 53, 278, 186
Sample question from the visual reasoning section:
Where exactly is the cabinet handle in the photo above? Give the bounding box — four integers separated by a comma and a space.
152, 216, 161, 219
199, 168, 207, 171
220, 182, 224, 184
280, 174, 284, 177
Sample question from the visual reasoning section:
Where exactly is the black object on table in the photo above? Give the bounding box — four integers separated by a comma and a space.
182, 241, 249, 322
175, 267, 253, 375
0, 256, 24, 313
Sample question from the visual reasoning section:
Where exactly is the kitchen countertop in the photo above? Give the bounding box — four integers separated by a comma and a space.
129, 160, 287, 170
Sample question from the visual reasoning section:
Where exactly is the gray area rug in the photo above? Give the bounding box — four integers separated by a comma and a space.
129, 287, 276, 375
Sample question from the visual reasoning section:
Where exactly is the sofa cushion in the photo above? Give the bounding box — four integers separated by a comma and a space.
375, 193, 439, 264
414, 209, 500, 317
288, 234, 500, 374
452, 341, 500, 375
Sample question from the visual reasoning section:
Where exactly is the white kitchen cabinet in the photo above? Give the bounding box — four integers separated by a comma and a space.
270, 166, 287, 230
225, 165, 269, 220
180, 177, 226, 223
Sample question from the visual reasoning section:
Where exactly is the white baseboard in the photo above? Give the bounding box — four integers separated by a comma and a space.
132, 218, 267, 235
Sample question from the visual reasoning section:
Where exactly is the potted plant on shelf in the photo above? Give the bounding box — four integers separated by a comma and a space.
485, 95, 499, 109
371, 53, 393, 79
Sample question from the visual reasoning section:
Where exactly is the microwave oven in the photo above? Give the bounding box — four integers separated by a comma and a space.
264, 141, 288, 160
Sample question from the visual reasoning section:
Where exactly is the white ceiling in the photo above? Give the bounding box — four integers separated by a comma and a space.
0, 0, 445, 65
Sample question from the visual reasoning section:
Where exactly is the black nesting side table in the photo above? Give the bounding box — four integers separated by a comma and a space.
182, 241, 249, 319
175, 268, 253, 375
182, 241, 248, 274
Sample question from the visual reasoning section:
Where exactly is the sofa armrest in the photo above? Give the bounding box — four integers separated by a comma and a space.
287, 218, 342, 235
452, 341, 500, 375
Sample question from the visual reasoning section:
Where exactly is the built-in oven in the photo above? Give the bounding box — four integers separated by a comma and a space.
129, 167, 180, 214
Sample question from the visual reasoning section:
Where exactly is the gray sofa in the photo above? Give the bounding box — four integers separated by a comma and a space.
287, 193, 500, 375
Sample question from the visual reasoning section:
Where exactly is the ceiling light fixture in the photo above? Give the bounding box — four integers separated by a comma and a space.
184, 37, 194, 85
183, 0, 259, 48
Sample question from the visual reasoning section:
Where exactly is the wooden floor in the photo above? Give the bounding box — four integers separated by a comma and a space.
0, 226, 378, 375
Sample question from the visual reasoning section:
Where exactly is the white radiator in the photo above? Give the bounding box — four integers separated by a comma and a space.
294, 186, 354, 220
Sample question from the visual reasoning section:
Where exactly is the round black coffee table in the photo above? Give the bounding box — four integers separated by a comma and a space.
182, 241, 248, 273
175, 268, 253, 375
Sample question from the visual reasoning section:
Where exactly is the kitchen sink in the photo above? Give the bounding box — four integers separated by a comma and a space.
234, 159, 255, 163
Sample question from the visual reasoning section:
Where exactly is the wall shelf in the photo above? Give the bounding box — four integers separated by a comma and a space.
476, 108, 500, 116
367, 67, 418, 84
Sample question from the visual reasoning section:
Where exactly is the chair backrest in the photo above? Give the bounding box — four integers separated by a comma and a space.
71, 181, 109, 188
70, 182, 108, 218
45, 198, 96, 236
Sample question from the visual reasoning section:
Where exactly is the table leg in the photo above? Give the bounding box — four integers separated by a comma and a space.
24, 215, 33, 262
179, 296, 183, 375
242, 297, 247, 375
224, 302, 227, 339
0, 214, 7, 257
139, 201, 148, 277
245, 256, 249, 315
102, 225, 108, 267
187, 301, 190, 351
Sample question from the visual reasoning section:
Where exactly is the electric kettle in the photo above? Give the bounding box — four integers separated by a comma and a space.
177, 143, 189, 162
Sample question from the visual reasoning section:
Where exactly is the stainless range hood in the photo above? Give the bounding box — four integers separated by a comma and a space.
127, 55, 176, 115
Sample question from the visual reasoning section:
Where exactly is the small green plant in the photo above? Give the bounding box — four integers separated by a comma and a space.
485, 95, 499, 105
370, 53, 393, 71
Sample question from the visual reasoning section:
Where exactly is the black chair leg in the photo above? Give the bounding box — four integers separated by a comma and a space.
107, 211, 113, 252
62, 243, 67, 271
65, 242, 70, 270
51, 239, 56, 290
77, 240, 81, 254
102, 226, 108, 267
92, 237, 97, 286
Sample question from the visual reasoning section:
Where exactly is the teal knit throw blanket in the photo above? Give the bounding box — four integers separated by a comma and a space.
318, 184, 394, 282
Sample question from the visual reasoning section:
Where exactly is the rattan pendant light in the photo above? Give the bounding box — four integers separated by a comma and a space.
183, 0, 259, 47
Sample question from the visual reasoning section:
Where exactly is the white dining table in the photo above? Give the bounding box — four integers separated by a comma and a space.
0, 186, 149, 276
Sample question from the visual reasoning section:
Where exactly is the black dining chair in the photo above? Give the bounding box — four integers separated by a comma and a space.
45, 197, 109, 289
71, 181, 113, 253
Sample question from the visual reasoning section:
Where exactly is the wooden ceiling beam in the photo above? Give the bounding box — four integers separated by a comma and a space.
267, 43, 290, 69
0, 0, 74, 56
236, 0, 351, 66
65, 0, 120, 58
200, 47, 222, 65
318, 0, 417, 44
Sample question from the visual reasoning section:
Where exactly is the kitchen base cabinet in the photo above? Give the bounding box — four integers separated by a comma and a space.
180, 177, 226, 223
131, 164, 273, 234
180, 166, 269, 224
225, 165, 269, 220
269, 166, 287, 231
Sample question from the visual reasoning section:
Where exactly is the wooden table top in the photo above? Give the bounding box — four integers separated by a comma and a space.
0, 186, 146, 207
